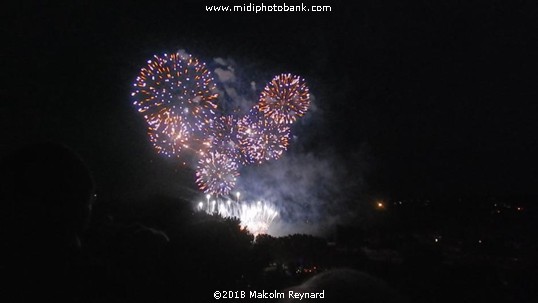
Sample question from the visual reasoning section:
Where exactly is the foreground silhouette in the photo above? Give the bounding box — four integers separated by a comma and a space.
0, 142, 95, 302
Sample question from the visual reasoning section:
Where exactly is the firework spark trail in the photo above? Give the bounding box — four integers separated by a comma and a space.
197, 195, 279, 236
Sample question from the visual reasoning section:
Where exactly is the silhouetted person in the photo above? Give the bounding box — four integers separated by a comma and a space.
0, 141, 95, 302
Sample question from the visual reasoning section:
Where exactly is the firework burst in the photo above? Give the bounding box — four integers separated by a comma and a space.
195, 151, 239, 196
144, 108, 190, 157
258, 73, 310, 125
237, 108, 291, 164
206, 115, 240, 155
131, 52, 312, 196
131, 51, 219, 154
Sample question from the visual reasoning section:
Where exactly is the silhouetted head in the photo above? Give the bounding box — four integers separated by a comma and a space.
279, 268, 403, 303
0, 141, 94, 254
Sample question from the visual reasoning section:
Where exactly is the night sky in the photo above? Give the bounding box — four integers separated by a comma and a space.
4, 1, 538, 204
